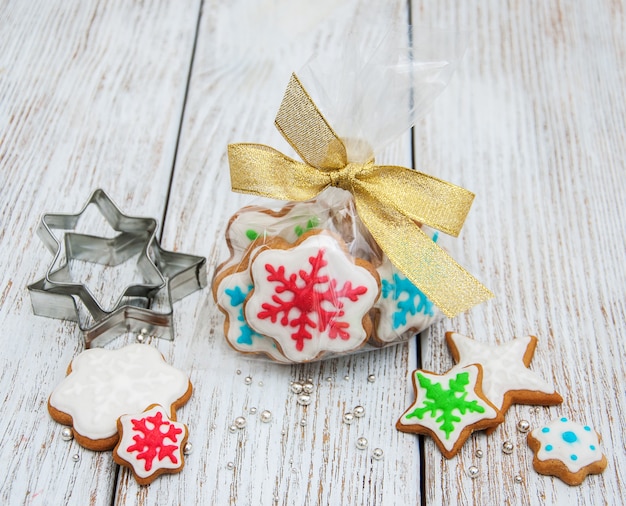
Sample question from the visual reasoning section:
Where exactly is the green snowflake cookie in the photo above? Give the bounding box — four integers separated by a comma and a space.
396, 365, 503, 459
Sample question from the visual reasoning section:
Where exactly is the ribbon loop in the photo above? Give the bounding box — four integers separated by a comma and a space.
228, 73, 493, 317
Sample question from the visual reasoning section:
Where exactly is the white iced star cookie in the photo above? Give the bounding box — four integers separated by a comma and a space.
396, 365, 503, 459
48, 344, 192, 450
527, 417, 607, 485
114, 404, 189, 485
445, 332, 562, 431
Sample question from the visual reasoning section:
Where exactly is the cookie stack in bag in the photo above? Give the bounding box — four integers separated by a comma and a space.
212, 193, 440, 363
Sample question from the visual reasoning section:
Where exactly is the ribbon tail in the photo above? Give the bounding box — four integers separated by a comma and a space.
228, 143, 329, 201
354, 191, 493, 317
357, 165, 475, 237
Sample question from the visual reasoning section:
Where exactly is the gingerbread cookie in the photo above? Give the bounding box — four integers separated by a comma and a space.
218, 201, 331, 273
446, 332, 562, 431
245, 231, 380, 362
113, 404, 189, 485
48, 344, 192, 451
371, 255, 439, 345
527, 417, 607, 486
212, 240, 291, 363
396, 365, 503, 458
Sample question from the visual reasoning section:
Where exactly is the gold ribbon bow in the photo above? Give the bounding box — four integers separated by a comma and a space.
228, 73, 492, 317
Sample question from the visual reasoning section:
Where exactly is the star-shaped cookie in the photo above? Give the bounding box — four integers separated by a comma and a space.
445, 332, 562, 427
396, 364, 503, 458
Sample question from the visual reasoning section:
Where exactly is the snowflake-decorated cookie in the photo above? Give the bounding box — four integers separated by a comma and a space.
527, 417, 607, 485
445, 333, 562, 433
396, 365, 503, 459
245, 231, 380, 362
372, 256, 439, 345
212, 242, 291, 363
48, 344, 192, 450
218, 201, 331, 273
113, 404, 188, 485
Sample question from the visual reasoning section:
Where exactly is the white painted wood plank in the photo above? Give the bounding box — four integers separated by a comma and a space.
0, 1, 200, 504
121, 1, 424, 505
412, 0, 626, 504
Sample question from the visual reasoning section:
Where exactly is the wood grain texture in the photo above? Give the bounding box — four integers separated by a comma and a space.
1, 0, 625, 504
412, 0, 626, 504
124, 1, 423, 505
0, 0, 200, 504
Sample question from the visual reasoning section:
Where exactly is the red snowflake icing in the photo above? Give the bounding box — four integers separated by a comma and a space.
257, 248, 369, 351
126, 410, 183, 472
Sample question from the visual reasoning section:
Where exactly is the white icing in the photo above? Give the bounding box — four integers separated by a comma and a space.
49, 344, 190, 441
400, 365, 499, 452
374, 256, 439, 342
447, 333, 557, 410
245, 233, 379, 362
116, 404, 187, 479
225, 202, 331, 265
215, 267, 290, 363
531, 418, 604, 473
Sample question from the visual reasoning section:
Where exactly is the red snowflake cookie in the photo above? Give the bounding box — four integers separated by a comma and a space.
245, 231, 380, 361
113, 404, 188, 485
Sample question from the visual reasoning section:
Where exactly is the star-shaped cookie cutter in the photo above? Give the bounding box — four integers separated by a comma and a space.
28, 189, 206, 347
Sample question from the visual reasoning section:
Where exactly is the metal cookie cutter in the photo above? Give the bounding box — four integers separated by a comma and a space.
28, 189, 207, 347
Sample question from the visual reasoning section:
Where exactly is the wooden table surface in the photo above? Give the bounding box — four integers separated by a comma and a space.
1, 1, 624, 504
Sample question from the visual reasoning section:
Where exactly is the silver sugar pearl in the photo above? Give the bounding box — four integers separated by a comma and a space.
502, 441, 515, 454
326, 377, 333, 382
281, 430, 287, 436
344, 375, 350, 381
291, 382, 303, 394
467, 466, 480, 478
249, 407, 257, 415
71, 453, 80, 463
300, 419, 307, 426
367, 374, 376, 383
296, 394, 311, 406
514, 474, 523, 484
517, 419, 531, 433
475, 449, 484, 458
183, 442, 193, 454
372, 448, 384, 460
343, 412, 355, 425
136, 329, 148, 343
260, 410, 272, 423
356, 437, 368, 450
258, 381, 264, 387
244, 376, 252, 385
236, 369, 242, 375
302, 381, 314, 394
234, 416, 247, 429
229, 425, 237, 433
353, 405, 365, 418
61, 428, 73, 441
226, 462, 234, 470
